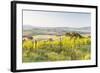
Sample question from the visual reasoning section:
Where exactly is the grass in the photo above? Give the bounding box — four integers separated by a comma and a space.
22, 35, 91, 63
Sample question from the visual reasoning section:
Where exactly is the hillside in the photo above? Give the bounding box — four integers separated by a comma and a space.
23, 25, 91, 36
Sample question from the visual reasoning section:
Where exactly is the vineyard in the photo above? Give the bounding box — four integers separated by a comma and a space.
22, 33, 91, 63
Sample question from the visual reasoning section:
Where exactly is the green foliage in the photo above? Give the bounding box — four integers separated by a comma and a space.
22, 35, 91, 62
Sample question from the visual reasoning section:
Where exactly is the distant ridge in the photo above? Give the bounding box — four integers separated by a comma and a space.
23, 25, 91, 35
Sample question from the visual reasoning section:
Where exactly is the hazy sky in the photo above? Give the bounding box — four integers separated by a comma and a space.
23, 10, 91, 28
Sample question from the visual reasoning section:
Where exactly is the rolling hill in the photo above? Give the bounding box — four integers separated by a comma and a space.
23, 25, 91, 36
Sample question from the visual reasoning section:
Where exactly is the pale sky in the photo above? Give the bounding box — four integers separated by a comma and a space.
23, 10, 91, 28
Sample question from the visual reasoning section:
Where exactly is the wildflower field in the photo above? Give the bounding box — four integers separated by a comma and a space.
22, 33, 91, 63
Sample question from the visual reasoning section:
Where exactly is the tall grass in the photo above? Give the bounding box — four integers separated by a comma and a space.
22, 35, 91, 62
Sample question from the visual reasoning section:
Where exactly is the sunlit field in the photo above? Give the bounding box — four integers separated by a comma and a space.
22, 33, 91, 63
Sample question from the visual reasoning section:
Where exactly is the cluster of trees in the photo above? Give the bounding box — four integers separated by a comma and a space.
65, 32, 84, 39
